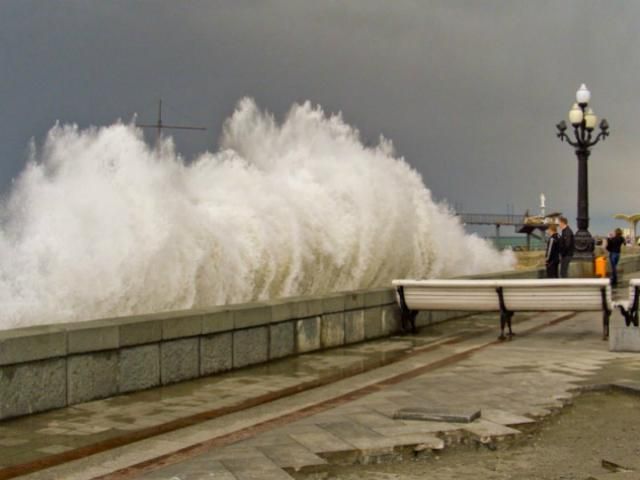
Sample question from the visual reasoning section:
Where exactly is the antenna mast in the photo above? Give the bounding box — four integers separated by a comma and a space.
136, 99, 207, 144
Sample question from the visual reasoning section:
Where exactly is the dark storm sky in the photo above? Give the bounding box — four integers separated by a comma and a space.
1, 1, 639, 233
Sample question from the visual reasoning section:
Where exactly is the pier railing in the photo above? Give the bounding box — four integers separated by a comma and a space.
457, 213, 525, 226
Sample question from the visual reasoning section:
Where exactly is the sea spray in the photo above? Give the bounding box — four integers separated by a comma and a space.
0, 98, 513, 329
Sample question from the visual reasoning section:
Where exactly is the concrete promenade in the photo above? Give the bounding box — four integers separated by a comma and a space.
2, 280, 639, 480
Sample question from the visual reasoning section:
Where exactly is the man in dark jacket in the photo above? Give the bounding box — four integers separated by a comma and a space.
606, 228, 625, 287
558, 216, 574, 278
545, 224, 561, 278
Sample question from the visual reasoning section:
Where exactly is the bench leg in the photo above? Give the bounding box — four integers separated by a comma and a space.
617, 306, 630, 327
603, 310, 610, 340
499, 312, 514, 341
617, 306, 639, 328
401, 310, 418, 335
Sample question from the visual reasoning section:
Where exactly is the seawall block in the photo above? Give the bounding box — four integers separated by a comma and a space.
115, 316, 163, 348
232, 304, 272, 329
200, 332, 233, 375
68, 352, 118, 404
321, 313, 345, 348
364, 307, 383, 339
296, 317, 321, 353
160, 338, 200, 384
66, 320, 119, 354
0, 358, 66, 418
0, 326, 66, 366
269, 322, 295, 359
233, 327, 268, 368
119, 344, 160, 393
202, 309, 233, 335
345, 310, 365, 343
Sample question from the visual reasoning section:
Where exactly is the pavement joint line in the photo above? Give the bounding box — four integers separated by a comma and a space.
88, 311, 579, 480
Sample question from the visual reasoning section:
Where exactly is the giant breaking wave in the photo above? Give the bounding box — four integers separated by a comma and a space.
0, 99, 513, 330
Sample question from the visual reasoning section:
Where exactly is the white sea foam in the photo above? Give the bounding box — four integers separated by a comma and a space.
0, 98, 513, 329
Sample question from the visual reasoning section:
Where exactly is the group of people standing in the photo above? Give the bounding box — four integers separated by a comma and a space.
544, 217, 626, 286
544, 216, 574, 278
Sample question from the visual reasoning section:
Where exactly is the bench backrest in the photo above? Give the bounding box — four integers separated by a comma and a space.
392, 279, 612, 312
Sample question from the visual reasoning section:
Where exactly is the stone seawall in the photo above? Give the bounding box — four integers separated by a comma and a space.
2, 255, 639, 421
0, 287, 400, 420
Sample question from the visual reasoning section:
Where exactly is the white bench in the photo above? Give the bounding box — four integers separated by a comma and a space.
392, 279, 613, 340
615, 278, 640, 327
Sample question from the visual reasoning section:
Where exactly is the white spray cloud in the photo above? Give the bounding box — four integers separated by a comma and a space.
0, 99, 513, 330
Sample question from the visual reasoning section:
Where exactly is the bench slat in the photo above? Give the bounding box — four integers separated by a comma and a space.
394, 279, 612, 312
392, 279, 611, 287
393, 278, 612, 339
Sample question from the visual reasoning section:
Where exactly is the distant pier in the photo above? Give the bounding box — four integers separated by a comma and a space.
458, 212, 553, 250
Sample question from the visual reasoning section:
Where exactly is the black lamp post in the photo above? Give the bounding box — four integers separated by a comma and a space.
556, 84, 610, 260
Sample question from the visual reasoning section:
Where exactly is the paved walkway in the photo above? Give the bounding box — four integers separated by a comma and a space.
0, 312, 510, 477
3, 277, 639, 480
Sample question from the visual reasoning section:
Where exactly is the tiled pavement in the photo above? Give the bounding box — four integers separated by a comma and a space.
0, 330, 455, 469
4, 277, 640, 480
187, 317, 635, 480
1, 311, 507, 474
9, 308, 640, 480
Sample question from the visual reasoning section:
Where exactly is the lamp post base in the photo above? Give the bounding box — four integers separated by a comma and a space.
573, 229, 595, 261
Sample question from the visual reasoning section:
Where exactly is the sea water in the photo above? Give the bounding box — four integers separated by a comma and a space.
0, 99, 513, 329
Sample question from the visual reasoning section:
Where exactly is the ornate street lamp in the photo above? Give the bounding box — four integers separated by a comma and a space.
556, 84, 610, 260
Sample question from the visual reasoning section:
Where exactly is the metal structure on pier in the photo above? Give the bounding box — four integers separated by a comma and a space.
458, 211, 561, 251
458, 213, 525, 228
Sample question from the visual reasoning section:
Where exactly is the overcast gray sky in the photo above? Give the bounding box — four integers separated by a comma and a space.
1, 1, 639, 234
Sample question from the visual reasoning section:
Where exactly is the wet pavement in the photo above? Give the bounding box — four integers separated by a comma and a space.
2, 275, 639, 480
295, 390, 640, 480
0, 312, 500, 475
